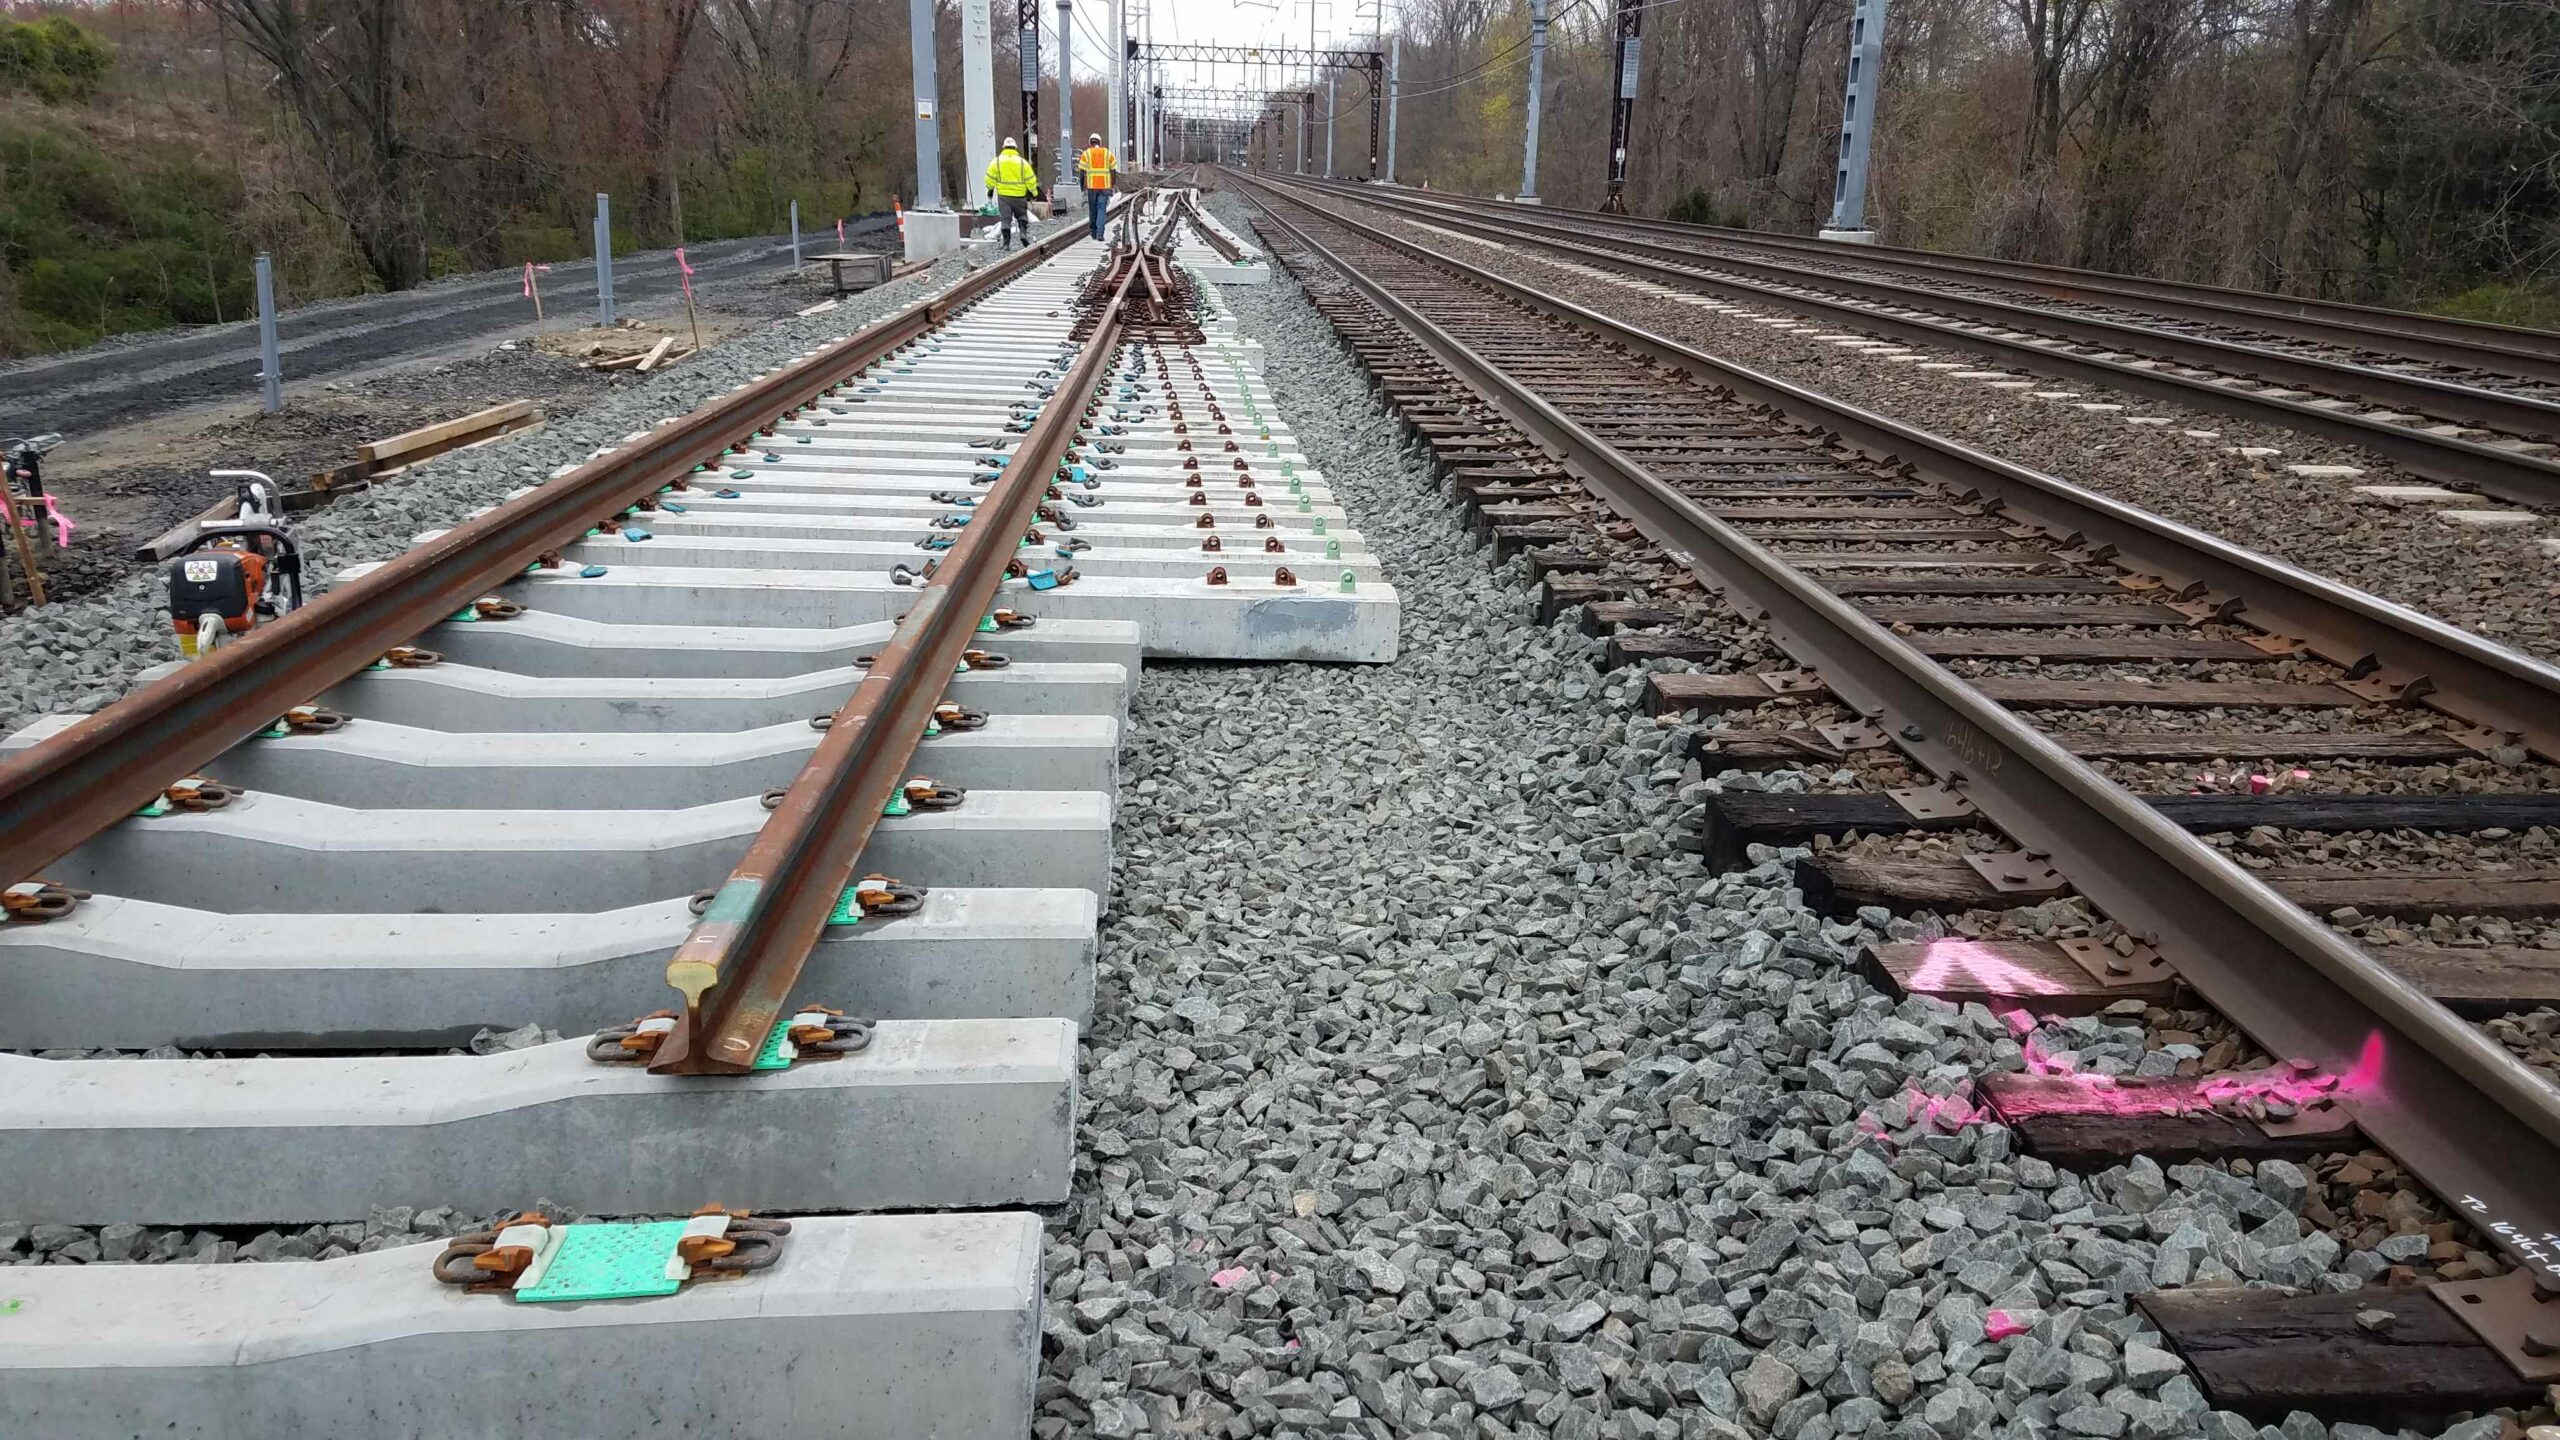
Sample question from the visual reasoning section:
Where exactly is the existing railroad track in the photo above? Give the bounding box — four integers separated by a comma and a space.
1271, 176, 2560, 508
1237, 171, 2560, 1427
0, 191, 1394, 1436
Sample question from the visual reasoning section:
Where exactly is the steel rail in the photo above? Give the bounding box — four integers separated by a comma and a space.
1241, 176, 2560, 1290
1245, 176, 2560, 765
650, 206, 1174, 1074
1260, 176, 2560, 507
1177, 191, 1246, 263
1361, 180, 2560, 379
0, 210, 1117, 888
1292, 179, 2560, 442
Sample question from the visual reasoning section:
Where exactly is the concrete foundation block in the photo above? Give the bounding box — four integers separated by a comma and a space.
902, 208, 964, 260
0, 1020, 1076, 1224
0, 1212, 1041, 1440
0, 888, 1099, 1049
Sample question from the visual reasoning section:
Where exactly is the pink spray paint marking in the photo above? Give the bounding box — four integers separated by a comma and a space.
1984, 1310, 2028, 1342
1907, 939, 2072, 1002
1210, 1266, 1252, 1290
675, 247, 696, 303
1981, 1030, 2385, 1123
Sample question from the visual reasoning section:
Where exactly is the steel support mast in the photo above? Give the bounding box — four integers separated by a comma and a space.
1056, 0, 1075, 191
1823, 0, 1889, 241
1519, 0, 1548, 202
1384, 35, 1400, 182
909, 0, 945, 210
964, 0, 998, 206
1108, 0, 1126, 153
1602, 0, 1642, 213
1018, 0, 1043, 169
1324, 75, 1337, 176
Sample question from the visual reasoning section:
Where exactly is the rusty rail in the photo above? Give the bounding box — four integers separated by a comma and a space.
648, 201, 1176, 1074
0, 209, 1122, 888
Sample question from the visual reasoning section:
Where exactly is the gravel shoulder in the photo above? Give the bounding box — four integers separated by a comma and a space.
1323, 195, 2560, 666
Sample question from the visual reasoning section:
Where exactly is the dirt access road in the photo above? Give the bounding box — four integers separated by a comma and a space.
0, 218, 893, 438
0, 219, 900, 603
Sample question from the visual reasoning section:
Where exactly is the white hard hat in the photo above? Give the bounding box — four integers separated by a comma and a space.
1002, 136, 1018, 148
1089, 132, 1103, 143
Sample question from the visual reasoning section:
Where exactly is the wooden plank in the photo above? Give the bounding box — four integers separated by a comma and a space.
1579, 601, 1681, 637
1696, 792, 1976, 872
1540, 576, 1641, 625
2362, 942, 2560, 1016
633, 337, 677, 373
1782, 549, 2063, 568
1647, 672, 2362, 717
2136, 1288, 2540, 1426
1695, 790, 2560, 873
1979, 1072, 2357, 1167
1606, 633, 1722, 668
1802, 852, 2560, 920
1733, 527, 2020, 543
1707, 505, 1971, 521
2274, 869, 2560, 920
132, 493, 241, 563
1898, 633, 2277, 661
1800, 856, 2045, 914
1861, 938, 2176, 1015
1829, 576, 2131, 596
1858, 601, 2186, 626
359, 401, 539, 465
1692, 729, 1863, 767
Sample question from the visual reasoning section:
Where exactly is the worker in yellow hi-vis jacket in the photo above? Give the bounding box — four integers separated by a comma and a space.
1075, 133, 1118, 241
984, 137, 1042, 250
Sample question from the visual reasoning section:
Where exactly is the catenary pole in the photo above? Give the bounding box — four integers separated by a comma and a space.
909, 0, 946, 209
1519, 0, 1547, 201
1384, 34, 1399, 182
1056, 0, 1075, 190
964, 0, 998, 206
1602, 0, 1642, 212
1824, 0, 1890, 237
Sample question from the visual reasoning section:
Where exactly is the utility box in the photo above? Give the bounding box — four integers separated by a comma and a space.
836, 254, 894, 289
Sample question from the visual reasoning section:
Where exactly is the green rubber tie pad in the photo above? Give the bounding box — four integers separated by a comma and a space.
447, 606, 480, 623
750, 1018, 797, 1071
883, 790, 912, 817
257, 724, 290, 740
976, 614, 999, 634
133, 798, 171, 819
828, 885, 867, 926
513, 1221, 689, 1303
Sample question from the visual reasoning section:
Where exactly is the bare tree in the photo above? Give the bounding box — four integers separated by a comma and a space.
198, 0, 429, 289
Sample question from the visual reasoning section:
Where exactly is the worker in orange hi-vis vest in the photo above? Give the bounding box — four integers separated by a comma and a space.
1075, 133, 1118, 241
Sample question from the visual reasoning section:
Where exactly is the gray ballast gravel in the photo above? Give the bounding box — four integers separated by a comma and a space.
0, 218, 1083, 736
1023, 197, 2491, 1440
